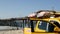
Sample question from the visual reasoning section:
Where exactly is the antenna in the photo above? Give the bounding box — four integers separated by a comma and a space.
52, 6, 55, 11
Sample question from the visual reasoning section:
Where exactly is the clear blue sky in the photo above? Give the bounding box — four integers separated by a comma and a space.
0, 0, 60, 19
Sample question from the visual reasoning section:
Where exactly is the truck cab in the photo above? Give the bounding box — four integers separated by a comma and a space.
24, 17, 60, 34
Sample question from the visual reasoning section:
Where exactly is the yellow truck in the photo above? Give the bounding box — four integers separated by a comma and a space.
24, 11, 60, 34
24, 17, 60, 34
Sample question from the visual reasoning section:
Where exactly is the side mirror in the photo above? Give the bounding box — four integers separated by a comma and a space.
54, 27, 60, 32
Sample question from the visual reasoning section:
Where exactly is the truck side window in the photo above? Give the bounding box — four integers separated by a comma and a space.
53, 21, 60, 28
48, 22, 55, 32
38, 20, 59, 32
38, 21, 55, 32
48, 20, 60, 32
38, 21, 47, 30
50, 21, 60, 28
48, 21, 60, 32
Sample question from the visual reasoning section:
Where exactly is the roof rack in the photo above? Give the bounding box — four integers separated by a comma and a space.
36, 10, 56, 13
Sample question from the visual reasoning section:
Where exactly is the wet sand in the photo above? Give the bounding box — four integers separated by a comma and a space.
0, 30, 23, 34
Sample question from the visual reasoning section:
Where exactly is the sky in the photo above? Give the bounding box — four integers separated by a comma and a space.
0, 0, 60, 19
